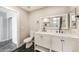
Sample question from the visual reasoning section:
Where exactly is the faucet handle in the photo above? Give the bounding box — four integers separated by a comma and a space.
61, 31, 63, 33
56, 31, 58, 33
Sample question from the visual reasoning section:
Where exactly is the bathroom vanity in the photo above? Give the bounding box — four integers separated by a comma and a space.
35, 32, 79, 52
34, 13, 79, 52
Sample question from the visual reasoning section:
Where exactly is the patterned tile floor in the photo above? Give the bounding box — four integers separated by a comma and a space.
0, 40, 55, 52
0, 40, 17, 52
12, 43, 39, 52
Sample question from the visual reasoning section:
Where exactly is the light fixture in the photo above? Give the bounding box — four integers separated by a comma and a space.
74, 8, 79, 18
43, 18, 49, 22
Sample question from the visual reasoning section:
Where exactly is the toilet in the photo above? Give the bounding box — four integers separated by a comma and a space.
24, 31, 34, 48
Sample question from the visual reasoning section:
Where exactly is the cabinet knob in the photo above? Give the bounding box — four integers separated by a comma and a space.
61, 40, 64, 42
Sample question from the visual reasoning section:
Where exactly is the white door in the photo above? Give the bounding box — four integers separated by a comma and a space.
63, 37, 79, 52
0, 16, 3, 41
8, 17, 12, 40
51, 36, 62, 52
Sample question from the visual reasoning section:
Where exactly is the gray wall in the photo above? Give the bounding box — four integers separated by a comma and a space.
0, 12, 8, 41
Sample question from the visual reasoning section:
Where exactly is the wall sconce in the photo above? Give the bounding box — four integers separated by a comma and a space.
74, 8, 79, 18
75, 15, 79, 18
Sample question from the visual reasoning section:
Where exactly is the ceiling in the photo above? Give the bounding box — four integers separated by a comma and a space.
19, 6, 46, 12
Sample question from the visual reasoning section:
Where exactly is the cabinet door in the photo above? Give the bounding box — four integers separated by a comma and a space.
51, 36, 62, 52
63, 37, 79, 52
35, 34, 51, 49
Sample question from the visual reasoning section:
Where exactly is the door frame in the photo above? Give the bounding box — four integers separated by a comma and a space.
3, 6, 20, 47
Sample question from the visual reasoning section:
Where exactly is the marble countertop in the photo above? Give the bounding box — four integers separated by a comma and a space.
35, 31, 79, 39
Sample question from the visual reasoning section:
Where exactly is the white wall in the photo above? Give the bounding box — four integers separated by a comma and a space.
29, 6, 69, 35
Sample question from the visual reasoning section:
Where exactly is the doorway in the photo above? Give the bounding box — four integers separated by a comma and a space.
0, 7, 19, 52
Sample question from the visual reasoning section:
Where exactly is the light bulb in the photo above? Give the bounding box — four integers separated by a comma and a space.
43, 18, 49, 22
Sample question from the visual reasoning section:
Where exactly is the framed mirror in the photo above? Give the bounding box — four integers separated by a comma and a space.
45, 17, 60, 30
49, 17, 60, 29
61, 14, 69, 29
70, 13, 76, 29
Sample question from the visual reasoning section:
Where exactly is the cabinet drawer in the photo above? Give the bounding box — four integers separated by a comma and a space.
35, 34, 51, 49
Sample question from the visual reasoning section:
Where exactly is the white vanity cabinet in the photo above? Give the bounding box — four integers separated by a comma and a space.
34, 32, 79, 52
51, 36, 62, 52
62, 37, 79, 52
35, 32, 51, 51
51, 36, 79, 52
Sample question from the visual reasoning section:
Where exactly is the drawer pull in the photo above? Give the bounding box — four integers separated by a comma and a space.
61, 40, 64, 42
